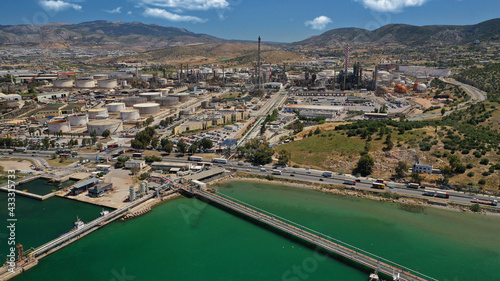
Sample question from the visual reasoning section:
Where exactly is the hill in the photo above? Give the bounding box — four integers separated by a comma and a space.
293, 18, 500, 47
120, 42, 304, 66
0, 20, 224, 50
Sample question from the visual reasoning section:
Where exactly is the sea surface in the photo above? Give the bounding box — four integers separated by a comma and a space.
6, 180, 500, 281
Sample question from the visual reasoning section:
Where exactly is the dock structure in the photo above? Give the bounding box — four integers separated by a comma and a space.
185, 187, 437, 281
0, 188, 175, 281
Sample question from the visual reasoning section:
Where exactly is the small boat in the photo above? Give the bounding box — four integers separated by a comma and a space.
369, 273, 379, 281
100, 209, 110, 217
73, 217, 85, 230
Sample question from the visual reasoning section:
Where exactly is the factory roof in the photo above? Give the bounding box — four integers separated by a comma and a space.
284, 104, 344, 111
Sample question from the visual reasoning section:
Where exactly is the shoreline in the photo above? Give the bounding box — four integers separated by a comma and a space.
209, 174, 500, 216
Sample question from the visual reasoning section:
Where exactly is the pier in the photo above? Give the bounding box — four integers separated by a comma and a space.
0, 188, 175, 281
184, 187, 437, 281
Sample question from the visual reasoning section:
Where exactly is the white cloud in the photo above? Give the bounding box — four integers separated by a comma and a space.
136, 0, 229, 11
127, 11, 133, 15
104, 7, 122, 14
355, 0, 427, 12
39, 0, 82, 12
143, 8, 207, 23
304, 16, 332, 30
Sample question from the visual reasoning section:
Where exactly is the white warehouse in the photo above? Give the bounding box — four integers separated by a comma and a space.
283, 104, 345, 118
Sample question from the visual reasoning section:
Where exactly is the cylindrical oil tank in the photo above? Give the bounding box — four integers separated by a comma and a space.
154, 96, 179, 107
120, 109, 140, 121
53, 79, 74, 88
124, 97, 147, 107
97, 79, 118, 89
172, 93, 190, 103
93, 74, 108, 80
48, 120, 71, 133
133, 103, 160, 115
87, 108, 109, 119
139, 92, 162, 101
75, 78, 96, 88
68, 114, 88, 126
87, 120, 123, 135
106, 102, 126, 112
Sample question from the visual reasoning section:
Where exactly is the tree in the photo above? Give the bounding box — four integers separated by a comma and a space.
237, 138, 274, 165
42, 138, 50, 149
188, 143, 198, 154
177, 139, 187, 154
354, 154, 375, 177
470, 203, 481, 213
384, 134, 393, 151
395, 161, 408, 178
131, 166, 140, 175
150, 137, 159, 149
51, 153, 57, 160
441, 107, 446, 116
277, 149, 291, 166
96, 142, 103, 150
102, 129, 110, 138
410, 172, 423, 184
314, 127, 321, 135
91, 135, 97, 145
200, 137, 213, 151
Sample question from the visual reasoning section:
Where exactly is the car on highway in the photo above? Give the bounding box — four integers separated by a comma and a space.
319, 178, 324, 181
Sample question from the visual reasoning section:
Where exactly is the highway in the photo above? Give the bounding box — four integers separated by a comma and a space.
160, 156, 500, 209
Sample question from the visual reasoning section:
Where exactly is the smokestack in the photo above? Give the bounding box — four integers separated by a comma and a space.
257, 36, 262, 91
344, 44, 350, 73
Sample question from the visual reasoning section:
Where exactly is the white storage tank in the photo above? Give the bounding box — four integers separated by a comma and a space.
173, 93, 190, 103
133, 103, 160, 115
75, 78, 96, 88
416, 83, 428, 93
139, 92, 162, 101
106, 102, 126, 112
48, 120, 71, 133
124, 97, 147, 107
97, 79, 118, 89
68, 114, 88, 126
87, 108, 109, 119
53, 79, 74, 88
87, 120, 123, 135
93, 74, 108, 80
154, 96, 179, 107
120, 109, 140, 121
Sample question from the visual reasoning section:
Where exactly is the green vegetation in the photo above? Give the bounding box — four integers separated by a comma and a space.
131, 127, 156, 149
399, 203, 426, 214
238, 138, 274, 165
115, 156, 130, 168
354, 154, 375, 176
470, 203, 482, 213
455, 63, 500, 102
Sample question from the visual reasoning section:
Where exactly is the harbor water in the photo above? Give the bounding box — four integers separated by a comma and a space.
8, 180, 500, 280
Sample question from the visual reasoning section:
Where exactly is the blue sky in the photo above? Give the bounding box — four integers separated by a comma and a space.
1, 0, 499, 42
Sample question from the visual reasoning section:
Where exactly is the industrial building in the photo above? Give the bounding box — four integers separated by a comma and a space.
125, 159, 146, 170
283, 104, 345, 118
151, 162, 190, 171
35, 91, 69, 102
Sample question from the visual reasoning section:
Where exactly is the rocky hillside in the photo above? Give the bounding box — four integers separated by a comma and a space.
0, 20, 224, 50
293, 18, 500, 47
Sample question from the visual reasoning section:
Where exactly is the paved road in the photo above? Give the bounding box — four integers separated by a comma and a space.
158, 157, 499, 208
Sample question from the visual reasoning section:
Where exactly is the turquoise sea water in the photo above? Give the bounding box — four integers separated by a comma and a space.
7, 180, 500, 281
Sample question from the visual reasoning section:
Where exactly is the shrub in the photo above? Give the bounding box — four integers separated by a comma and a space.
480, 158, 489, 165
467, 172, 475, 177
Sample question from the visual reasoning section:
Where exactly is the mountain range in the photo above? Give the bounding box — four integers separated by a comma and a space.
0, 19, 499, 50
292, 18, 500, 46
0, 20, 224, 50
